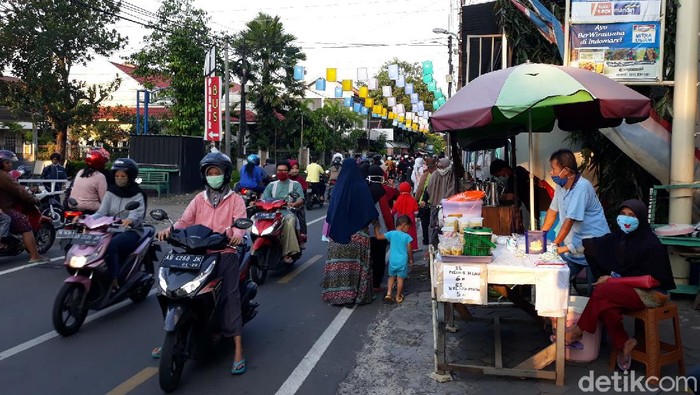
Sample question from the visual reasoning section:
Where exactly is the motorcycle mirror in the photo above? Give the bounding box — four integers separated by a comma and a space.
125, 201, 140, 210
233, 218, 253, 230
135, 177, 143, 185
149, 209, 169, 221
289, 192, 300, 199
67, 197, 79, 207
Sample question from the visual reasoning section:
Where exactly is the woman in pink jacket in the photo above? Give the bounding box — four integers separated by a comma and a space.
153, 152, 249, 375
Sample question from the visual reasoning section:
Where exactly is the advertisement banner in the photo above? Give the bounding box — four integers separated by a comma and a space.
205, 76, 221, 142
571, 0, 662, 23
569, 22, 661, 80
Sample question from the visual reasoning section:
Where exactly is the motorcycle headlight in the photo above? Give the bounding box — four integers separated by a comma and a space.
69, 256, 87, 268
251, 224, 260, 235
177, 261, 216, 295
158, 267, 168, 292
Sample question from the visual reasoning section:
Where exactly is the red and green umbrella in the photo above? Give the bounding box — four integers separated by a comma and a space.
429, 63, 651, 229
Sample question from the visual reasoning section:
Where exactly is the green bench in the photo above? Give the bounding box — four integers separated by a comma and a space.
140, 170, 170, 198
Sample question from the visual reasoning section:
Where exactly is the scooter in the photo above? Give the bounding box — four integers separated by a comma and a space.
0, 203, 55, 259
148, 209, 257, 393
233, 182, 259, 218
305, 184, 324, 210
51, 201, 157, 336
248, 193, 303, 284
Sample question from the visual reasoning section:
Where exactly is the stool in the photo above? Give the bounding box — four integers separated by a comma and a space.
608, 303, 685, 382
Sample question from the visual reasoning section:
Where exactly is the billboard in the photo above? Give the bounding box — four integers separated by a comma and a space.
569, 22, 660, 80
571, 0, 662, 23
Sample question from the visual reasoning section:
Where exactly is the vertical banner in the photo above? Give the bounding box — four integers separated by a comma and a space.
205, 76, 222, 142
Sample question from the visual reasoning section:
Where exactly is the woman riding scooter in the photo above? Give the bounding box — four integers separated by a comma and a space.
237, 154, 267, 195
67, 149, 109, 213
153, 151, 249, 375
92, 158, 147, 292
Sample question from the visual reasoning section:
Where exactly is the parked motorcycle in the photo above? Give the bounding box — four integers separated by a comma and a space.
51, 201, 157, 336
248, 193, 302, 284
148, 209, 257, 393
0, 204, 55, 259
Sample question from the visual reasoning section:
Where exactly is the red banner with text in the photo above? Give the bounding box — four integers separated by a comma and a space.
205, 76, 221, 141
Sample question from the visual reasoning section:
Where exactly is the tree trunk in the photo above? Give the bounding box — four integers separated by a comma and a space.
56, 128, 67, 160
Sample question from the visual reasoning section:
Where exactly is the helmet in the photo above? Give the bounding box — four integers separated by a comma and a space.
246, 154, 260, 166
200, 151, 233, 186
332, 153, 343, 162
85, 149, 108, 170
111, 158, 139, 181
332, 157, 342, 166
0, 149, 18, 163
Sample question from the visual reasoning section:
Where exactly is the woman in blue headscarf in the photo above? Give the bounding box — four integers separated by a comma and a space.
322, 158, 378, 306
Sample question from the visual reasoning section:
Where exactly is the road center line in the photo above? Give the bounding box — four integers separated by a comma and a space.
275, 307, 355, 395
306, 215, 326, 226
277, 255, 322, 284
106, 367, 158, 395
0, 255, 65, 277
0, 289, 157, 362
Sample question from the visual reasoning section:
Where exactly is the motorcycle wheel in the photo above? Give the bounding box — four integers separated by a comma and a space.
42, 206, 63, 224
52, 283, 88, 336
35, 221, 56, 254
250, 266, 268, 285
129, 286, 150, 303
159, 328, 189, 393
305, 199, 313, 210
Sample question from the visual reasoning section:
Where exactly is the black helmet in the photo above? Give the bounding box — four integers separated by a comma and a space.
200, 151, 233, 186
111, 158, 139, 181
0, 149, 18, 163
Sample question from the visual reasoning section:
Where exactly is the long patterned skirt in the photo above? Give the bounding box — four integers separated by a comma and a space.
321, 232, 373, 305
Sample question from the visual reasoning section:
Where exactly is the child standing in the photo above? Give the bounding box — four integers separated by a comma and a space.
374, 215, 414, 304
392, 182, 419, 250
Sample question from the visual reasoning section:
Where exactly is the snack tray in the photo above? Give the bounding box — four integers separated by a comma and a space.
437, 254, 494, 264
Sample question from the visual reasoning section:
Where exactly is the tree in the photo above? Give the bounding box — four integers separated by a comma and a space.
128, 0, 214, 137
235, 13, 306, 151
0, 0, 126, 159
304, 101, 365, 158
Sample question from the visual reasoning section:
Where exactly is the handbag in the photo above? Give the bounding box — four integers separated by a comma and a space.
608, 275, 660, 289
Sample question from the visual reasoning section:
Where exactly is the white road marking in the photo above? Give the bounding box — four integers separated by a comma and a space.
277, 255, 322, 284
275, 307, 355, 395
0, 255, 65, 277
0, 289, 157, 361
306, 215, 326, 226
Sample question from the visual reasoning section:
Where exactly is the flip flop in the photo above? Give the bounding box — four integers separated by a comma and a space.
151, 347, 161, 359
231, 359, 246, 375
383, 295, 394, 304
28, 256, 49, 264
396, 294, 405, 304
616, 352, 632, 371
549, 335, 584, 350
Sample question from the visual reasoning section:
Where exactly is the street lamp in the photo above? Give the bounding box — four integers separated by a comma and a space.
432, 28, 461, 98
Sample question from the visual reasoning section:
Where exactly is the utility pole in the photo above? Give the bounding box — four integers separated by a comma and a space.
224, 41, 231, 158
447, 34, 453, 99
237, 45, 247, 159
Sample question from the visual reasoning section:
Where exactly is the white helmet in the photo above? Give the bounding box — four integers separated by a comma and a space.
332, 153, 343, 162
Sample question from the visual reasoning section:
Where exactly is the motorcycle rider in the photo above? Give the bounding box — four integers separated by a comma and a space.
305, 156, 325, 204
238, 154, 267, 195
263, 157, 276, 178
66, 149, 108, 213
261, 160, 305, 263
41, 152, 67, 192
154, 151, 248, 375
0, 150, 47, 263
92, 158, 147, 291
326, 154, 343, 199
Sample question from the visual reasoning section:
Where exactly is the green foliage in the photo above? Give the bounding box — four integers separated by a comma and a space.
303, 101, 365, 156
426, 133, 447, 154
65, 160, 86, 178
495, 0, 563, 64
0, 0, 126, 159
127, 0, 213, 137
235, 13, 306, 150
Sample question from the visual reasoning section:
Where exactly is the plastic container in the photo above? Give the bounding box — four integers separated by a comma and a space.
564, 296, 602, 363
441, 199, 483, 219
469, 217, 484, 227
525, 230, 547, 254
463, 227, 496, 256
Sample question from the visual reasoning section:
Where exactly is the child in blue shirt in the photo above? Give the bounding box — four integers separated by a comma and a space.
374, 215, 414, 304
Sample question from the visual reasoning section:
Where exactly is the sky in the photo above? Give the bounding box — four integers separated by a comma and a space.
81, 0, 459, 96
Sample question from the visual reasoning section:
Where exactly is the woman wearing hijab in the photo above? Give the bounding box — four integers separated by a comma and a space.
367, 165, 399, 290
393, 182, 419, 250
322, 159, 378, 306
565, 199, 675, 372
426, 157, 456, 247
410, 157, 425, 195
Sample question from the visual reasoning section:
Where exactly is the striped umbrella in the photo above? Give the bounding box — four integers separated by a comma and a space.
429, 63, 651, 229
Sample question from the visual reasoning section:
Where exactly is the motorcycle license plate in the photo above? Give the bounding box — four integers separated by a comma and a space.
56, 229, 76, 239
162, 254, 204, 270
72, 233, 103, 246
256, 212, 276, 220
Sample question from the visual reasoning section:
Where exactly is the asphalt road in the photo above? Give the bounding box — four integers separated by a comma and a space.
0, 204, 382, 394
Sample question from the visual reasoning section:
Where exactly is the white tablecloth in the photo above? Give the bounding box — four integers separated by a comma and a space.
488, 245, 570, 318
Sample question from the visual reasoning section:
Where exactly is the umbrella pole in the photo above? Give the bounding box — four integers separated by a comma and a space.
528, 111, 536, 231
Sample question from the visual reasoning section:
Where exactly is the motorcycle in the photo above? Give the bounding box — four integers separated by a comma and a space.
0, 203, 55, 259
51, 201, 157, 336
326, 179, 337, 202
233, 183, 259, 218
248, 193, 302, 284
58, 199, 96, 252
305, 183, 324, 210
148, 209, 257, 393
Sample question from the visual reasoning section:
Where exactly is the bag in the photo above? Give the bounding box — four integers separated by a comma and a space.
608, 275, 660, 289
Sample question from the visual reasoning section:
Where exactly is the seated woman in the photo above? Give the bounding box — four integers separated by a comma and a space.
565, 199, 675, 371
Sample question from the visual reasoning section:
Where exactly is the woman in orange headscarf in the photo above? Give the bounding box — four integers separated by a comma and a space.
392, 182, 419, 250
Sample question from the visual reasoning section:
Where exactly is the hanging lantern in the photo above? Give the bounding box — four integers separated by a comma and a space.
382, 108, 388, 117
359, 86, 368, 98
342, 79, 353, 92
372, 104, 381, 114
392, 119, 399, 127
433, 99, 439, 110
427, 81, 437, 92
404, 83, 414, 95
361, 107, 369, 115
417, 101, 425, 112
396, 74, 405, 88
334, 86, 343, 98
437, 97, 446, 106
315, 78, 326, 91
386, 97, 395, 107
357, 67, 368, 82
382, 86, 392, 97
398, 115, 405, 123
388, 64, 399, 80
434, 89, 444, 99
418, 110, 424, 117
368, 78, 378, 90
353, 102, 362, 112
423, 74, 433, 84
410, 93, 419, 104
365, 97, 374, 108
344, 97, 353, 107
388, 112, 395, 119
326, 68, 337, 82
413, 123, 418, 131
293, 65, 305, 81
396, 103, 405, 114
422, 60, 434, 75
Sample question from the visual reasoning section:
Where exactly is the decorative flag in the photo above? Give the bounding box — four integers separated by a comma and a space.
388, 64, 399, 80
344, 97, 353, 107
387, 97, 396, 107
354, 102, 362, 112
405, 83, 414, 95
359, 86, 368, 98
423, 74, 433, 84
422, 60, 433, 75
410, 93, 419, 104
396, 74, 405, 88
357, 67, 368, 82
315, 78, 326, 91
368, 78, 378, 90
326, 68, 337, 82
365, 98, 374, 108
342, 79, 353, 91
293, 65, 305, 81
334, 86, 343, 98
382, 86, 392, 97
509, 0, 564, 59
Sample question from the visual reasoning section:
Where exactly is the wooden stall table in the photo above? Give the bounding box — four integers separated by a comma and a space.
429, 244, 570, 385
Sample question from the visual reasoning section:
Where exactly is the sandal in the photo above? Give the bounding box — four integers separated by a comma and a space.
616, 352, 632, 371
549, 335, 584, 350
283, 255, 294, 264
28, 256, 49, 264
151, 347, 161, 359
396, 294, 405, 304
231, 359, 247, 375
383, 295, 394, 304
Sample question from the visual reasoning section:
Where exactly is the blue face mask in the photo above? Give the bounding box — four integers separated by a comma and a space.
551, 169, 568, 187
617, 215, 639, 234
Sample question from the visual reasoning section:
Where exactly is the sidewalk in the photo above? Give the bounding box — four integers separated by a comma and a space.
338, 258, 700, 394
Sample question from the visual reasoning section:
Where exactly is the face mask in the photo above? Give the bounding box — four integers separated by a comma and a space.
617, 215, 639, 234
115, 178, 129, 187
495, 176, 509, 185
206, 175, 224, 189
277, 172, 289, 181
551, 169, 568, 187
